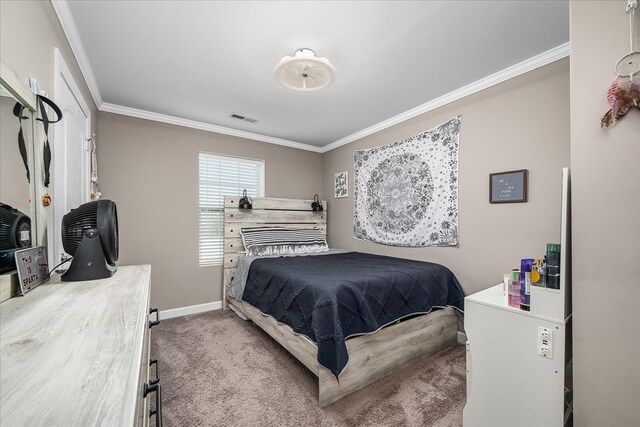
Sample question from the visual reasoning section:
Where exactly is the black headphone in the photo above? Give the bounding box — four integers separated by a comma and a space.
13, 95, 63, 187
239, 189, 253, 209
311, 194, 323, 212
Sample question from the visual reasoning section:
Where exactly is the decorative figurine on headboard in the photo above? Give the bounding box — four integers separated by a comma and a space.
602, 0, 640, 128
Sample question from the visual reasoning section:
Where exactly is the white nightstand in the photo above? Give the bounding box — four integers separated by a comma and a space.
464, 167, 572, 426
463, 284, 572, 427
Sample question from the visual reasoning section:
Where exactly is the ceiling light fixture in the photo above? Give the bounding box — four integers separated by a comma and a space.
274, 48, 335, 92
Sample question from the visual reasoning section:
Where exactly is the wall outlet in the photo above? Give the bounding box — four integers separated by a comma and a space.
537, 326, 553, 358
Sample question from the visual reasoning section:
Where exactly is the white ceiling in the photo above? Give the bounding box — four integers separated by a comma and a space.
64, 1, 569, 149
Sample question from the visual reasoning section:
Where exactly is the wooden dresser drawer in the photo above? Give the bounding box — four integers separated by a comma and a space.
0, 265, 154, 426
135, 308, 151, 426
137, 305, 163, 427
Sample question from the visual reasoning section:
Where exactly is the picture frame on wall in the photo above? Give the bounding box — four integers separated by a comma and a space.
489, 169, 528, 203
334, 171, 348, 198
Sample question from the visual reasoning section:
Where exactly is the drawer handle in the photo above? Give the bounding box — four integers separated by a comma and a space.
149, 307, 160, 329
144, 383, 163, 427
149, 359, 160, 385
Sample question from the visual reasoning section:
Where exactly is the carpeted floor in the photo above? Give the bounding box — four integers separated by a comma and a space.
151, 310, 466, 427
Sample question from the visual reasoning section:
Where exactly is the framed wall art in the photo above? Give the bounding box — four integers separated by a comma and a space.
334, 171, 348, 198
489, 169, 528, 203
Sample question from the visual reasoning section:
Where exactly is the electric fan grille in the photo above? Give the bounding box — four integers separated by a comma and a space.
61, 200, 118, 264
62, 202, 97, 255
0, 203, 31, 250
0, 206, 15, 250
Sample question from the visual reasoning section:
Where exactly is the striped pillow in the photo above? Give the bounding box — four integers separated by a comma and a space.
240, 227, 328, 256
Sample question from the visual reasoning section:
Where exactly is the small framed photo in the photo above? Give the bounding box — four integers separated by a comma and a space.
334, 171, 348, 198
489, 169, 528, 204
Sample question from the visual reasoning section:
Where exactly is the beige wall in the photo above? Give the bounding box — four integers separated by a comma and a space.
571, 1, 640, 425
0, 0, 98, 247
97, 112, 323, 311
0, 0, 97, 133
322, 59, 570, 298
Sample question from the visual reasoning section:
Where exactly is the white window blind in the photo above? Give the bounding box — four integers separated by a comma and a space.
199, 153, 264, 266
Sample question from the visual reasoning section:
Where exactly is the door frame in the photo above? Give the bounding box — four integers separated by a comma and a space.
49, 48, 92, 266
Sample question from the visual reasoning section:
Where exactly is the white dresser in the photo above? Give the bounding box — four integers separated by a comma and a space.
464, 168, 572, 426
0, 265, 161, 426
463, 284, 572, 427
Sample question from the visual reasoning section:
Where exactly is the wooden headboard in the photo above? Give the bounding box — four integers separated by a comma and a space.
222, 195, 327, 309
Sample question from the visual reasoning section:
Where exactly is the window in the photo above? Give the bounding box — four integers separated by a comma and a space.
199, 153, 264, 266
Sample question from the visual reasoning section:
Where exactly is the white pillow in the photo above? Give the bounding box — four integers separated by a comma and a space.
240, 227, 328, 256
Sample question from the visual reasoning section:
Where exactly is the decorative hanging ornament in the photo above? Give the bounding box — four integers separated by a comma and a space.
42, 192, 51, 207
616, 52, 640, 77
602, 0, 640, 128
617, 0, 640, 77
601, 77, 640, 128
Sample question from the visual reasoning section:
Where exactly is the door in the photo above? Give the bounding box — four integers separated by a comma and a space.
50, 48, 92, 267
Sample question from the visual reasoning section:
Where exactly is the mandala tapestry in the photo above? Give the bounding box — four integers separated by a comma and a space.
353, 116, 461, 247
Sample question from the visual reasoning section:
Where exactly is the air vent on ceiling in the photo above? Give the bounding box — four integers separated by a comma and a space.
230, 113, 258, 124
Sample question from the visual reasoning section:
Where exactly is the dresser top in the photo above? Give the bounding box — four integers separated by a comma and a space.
465, 283, 566, 324
0, 265, 151, 426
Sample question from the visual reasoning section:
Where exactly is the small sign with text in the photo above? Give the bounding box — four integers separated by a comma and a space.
15, 246, 49, 295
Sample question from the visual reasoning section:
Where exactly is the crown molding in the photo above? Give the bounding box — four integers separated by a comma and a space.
100, 103, 323, 153
320, 42, 570, 153
97, 41, 568, 155
50, 0, 103, 108
49, 1, 568, 155
51, 0, 318, 153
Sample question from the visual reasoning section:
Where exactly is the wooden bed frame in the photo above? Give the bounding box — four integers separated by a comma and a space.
222, 196, 457, 406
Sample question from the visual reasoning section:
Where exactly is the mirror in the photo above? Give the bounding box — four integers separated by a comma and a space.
0, 59, 37, 275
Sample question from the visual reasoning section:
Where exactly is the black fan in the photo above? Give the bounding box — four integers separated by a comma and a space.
0, 203, 32, 274
0, 203, 32, 250
61, 199, 118, 281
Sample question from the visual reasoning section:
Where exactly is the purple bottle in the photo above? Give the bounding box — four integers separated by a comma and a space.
520, 259, 533, 311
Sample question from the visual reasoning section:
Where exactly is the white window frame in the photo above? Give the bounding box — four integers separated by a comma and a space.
198, 152, 264, 267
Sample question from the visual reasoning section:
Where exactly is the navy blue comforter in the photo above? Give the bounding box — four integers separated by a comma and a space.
241, 251, 465, 378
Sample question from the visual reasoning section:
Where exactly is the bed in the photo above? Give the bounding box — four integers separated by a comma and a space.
222, 196, 463, 406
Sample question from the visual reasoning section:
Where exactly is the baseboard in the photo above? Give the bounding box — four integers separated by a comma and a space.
159, 301, 222, 320
457, 331, 468, 345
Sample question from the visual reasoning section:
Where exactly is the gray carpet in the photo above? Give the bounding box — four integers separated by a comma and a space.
151, 310, 466, 427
